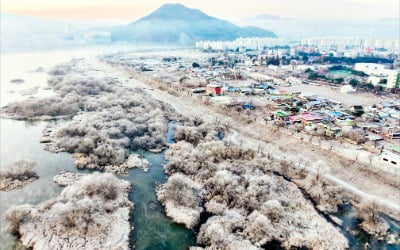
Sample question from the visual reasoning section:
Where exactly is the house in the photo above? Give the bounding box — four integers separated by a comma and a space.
192, 87, 206, 94
351, 105, 364, 116
381, 146, 400, 166
327, 110, 347, 119
358, 123, 382, 134
362, 113, 381, 122
383, 127, 400, 139
354, 63, 385, 75
335, 119, 356, 127
299, 92, 317, 99
276, 103, 291, 111
325, 126, 342, 138
272, 110, 289, 121
243, 102, 254, 109
377, 102, 397, 109
383, 117, 400, 127
342, 127, 367, 144
255, 83, 271, 89
304, 100, 324, 110
289, 115, 302, 124
220, 71, 244, 80
365, 132, 384, 142
206, 84, 222, 96
253, 88, 266, 95
299, 113, 323, 126
240, 88, 252, 95
227, 87, 240, 92
273, 90, 289, 96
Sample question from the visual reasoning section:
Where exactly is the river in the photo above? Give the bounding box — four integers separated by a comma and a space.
0, 48, 196, 250
0, 119, 196, 250
127, 121, 196, 249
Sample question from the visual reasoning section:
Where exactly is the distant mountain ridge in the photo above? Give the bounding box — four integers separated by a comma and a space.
243, 13, 286, 21
111, 3, 276, 44
237, 14, 399, 39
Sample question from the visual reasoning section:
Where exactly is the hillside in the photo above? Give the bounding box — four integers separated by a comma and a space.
111, 3, 276, 44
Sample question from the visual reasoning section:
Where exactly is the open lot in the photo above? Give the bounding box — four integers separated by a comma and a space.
281, 84, 386, 106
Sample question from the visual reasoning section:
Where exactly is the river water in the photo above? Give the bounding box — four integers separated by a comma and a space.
333, 203, 400, 250
0, 50, 399, 249
126, 121, 196, 250
0, 119, 78, 249
0, 49, 196, 250
0, 119, 196, 250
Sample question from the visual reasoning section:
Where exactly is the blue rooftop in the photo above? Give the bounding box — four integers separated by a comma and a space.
256, 83, 270, 89
240, 88, 252, 92
306, 100, 322, 106
227, 87, 240, 92
328, 111, 345, 117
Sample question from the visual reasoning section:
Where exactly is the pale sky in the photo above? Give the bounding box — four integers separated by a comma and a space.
2, 0, 399, 22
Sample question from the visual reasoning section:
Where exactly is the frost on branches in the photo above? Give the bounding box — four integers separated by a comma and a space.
6, 173, 133, 250
2, 59, 175, 173
158, 122, 348, 250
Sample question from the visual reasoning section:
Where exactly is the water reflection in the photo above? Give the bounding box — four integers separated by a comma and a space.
0, 120, 196, 250
127, 121, 196, 250
333, 203, 400, 249
0, 118, 82, 249
1, 118, 399, 250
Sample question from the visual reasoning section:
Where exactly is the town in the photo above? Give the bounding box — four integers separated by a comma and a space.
101, 38, 400, 175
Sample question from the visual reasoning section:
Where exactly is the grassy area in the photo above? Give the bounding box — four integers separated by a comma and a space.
329, 69, 353, 76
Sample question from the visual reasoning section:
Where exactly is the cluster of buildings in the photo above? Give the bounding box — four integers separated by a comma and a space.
195, 60, 400, 168
196, 37, 290, 51
100, 51, 400, 168
224, 51, 400, 91
204, 79, 400, 167
267, 93, 399, 139
354, 63, 400, 89
300, 37, 400, 51
195, 37, 400, 55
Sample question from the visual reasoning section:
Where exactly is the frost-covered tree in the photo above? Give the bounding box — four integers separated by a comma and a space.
158, 124, 349, 249
6, 173, 133, 249
3, 59, 175, 171
0, 160, 39, 191
357, 200, 390, 236
157, 173, 205, 228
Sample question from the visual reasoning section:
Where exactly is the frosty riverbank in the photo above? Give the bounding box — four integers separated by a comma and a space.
0, 51, 400, 250
0, 53, 193, 249
6, 172, 132, 249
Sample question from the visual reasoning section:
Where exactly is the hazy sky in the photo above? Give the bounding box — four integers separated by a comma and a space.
2, 0, 399, 22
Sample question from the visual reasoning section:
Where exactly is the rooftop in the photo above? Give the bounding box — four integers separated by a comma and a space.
387, 145, 400, 154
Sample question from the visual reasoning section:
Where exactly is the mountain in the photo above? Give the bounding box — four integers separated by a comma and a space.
237, 15, 399, 39
111, 3, 276, 44
243, 13, 285, 22
1, 13, 81, 52
1, 13, 117, 52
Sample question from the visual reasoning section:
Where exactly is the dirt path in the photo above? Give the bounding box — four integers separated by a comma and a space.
95, 60, 400, 218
